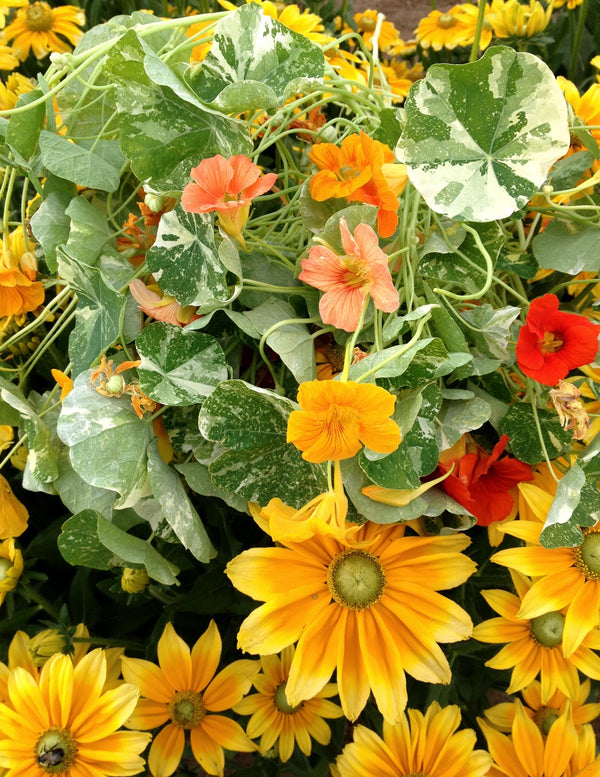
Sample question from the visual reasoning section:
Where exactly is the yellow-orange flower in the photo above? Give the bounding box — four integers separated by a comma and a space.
3, 2, 85, 60
353, 9, 404, 53
453, 2, 494, 49
490, 0, 552, 39
0, 41, 19, 70
122, 621, 258, 777
0, 72, 33, 111
331, 701, 492, 777
226, 521, 475, 723
233, 644, 343, 761
0, 537, 22, 606
51, 368, 73, 402
0, 473, 28, 539
287, 379, 401, 463
415, 7, 470, 50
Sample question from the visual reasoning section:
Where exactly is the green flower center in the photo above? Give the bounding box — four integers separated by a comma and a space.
168, 690, 206, 729
35, 729, 77, 774
575, 530, 600, 579
25, 2, 54, 32
438, 13, 456, 28
529, 611, 564, 647
327, 549, 386, 610
534, 706, 560, 735
274, 682, 302, 714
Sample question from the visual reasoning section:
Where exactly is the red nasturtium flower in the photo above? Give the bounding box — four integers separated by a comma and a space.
299, 217, 399, 331
516, 294, 600, 386
181, 154, 277, 247
436, 434, 533, 526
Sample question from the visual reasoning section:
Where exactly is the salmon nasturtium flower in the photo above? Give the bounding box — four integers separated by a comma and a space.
233, 644, 343, 762
181, 154, 277, 247
121, 621, 258, 777
435, 434, 533, 526
129, 279, 199, 327
299, 217, 399, 332
287, 380, 401, 463
515, 294, 600, 386
331, 702, 492, 777
0, 473, 28, 539
226, 521, 475, 723
2, 1, 85, 61
308, 133, 401, 237
0, 649, 150, 777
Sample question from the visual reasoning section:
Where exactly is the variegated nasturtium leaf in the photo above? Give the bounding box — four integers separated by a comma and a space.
136, 322, 228, 406
396, 46, 570, 221
146, 207, 235, 311
191, 3, 325, 113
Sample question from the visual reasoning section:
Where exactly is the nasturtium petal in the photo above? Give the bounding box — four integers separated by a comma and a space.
396, 46, 570, 221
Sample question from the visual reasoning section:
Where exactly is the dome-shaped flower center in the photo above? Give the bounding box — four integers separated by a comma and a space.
0, 557, 12, 582
25, 2, 54, 32
168, 690, 206, 729
533, 706, 560, 736
274, 681, 302, 714
35, 728, 77, 774
529, 611, 564, 647
539, 330, 563, 354
327, 549, 386, 610
342, 256, 372, 290
438, 13, 456, 28
575, 530, 600, 579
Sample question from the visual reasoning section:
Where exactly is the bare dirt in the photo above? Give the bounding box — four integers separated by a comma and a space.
351, 0, 455, 38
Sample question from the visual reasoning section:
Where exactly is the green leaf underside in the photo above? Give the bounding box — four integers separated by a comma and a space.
397, 46, 570, 221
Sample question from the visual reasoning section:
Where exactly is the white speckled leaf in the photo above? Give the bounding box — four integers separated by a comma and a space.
147, 440, 216, 563
136, 322, 228, 406
198, 380, 327, 507
146, 206, 234, 310
396, 46, 570, 221
57, 371, 154, 500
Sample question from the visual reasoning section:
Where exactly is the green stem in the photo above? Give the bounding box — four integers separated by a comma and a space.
355, 316, 430, 384
20, 581, 61, 620
340, 298, 370, 382
469, 0, 487, 62
568, 0, 589, 82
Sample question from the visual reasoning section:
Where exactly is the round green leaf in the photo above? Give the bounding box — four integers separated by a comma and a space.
396, 46, 570, 221
137, 322, 228, 406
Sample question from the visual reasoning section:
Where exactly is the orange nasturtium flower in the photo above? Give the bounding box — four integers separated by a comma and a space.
308, 133, 401, 237
181, 154, 277, 248
121, 621, 258, 777
299, 217, 399, 332
287, 380, 401, 463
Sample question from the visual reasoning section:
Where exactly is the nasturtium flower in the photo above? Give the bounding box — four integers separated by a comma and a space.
435, 434, 533, 526
226, 521, 475, 723
472, 570, 600, 702
0, 474, 28, 539
121, 621, 258, 777
181, 154, 277, 247
287, 379, 401, 463
331, 701, 492, 777
515, 294, 600, 386
0, 267, 44, 317
233, 644, 343, 762
129, 279, 199, 327
492, 520, 600, 658
51, 369, 73, 402
0, 538, 22, 606
299, 217, 399, 332
0, 649, 150, 777
415, 7, 470, 50
3, 1, 85, 60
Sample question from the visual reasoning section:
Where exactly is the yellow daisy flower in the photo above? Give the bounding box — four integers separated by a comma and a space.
0, 537, 22, 606
553, 0, 583, 8
121, 620, 258, 777
233, 644, 343, 761
484, 677, 600, 735
331, 701, 492, 777
473, 569, 600, 701
453, 2, 494, 49
0, 0, 28, 29
221, 0, 333, 45
353, 9, 404, 53
479, 700, 598, 777
492, 519, 600, 658
558, 76, 600, 148
226, 520, 475, 723
3, 2, 85, 61
490, 0, 553, 39
0, 40, 19, 70
0, 72, 34, 111
415, 7, 470, 51
0, 649, 150, 777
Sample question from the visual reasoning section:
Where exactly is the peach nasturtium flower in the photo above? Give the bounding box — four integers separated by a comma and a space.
287, 379, 401, 463
181, 154, 277, 247
300, 217, 399, 332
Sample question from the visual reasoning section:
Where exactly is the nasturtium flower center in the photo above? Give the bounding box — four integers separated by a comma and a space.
529, 611, 564, 647
438, 13, 456, 28
342, 257, 372, 289
35, 728, 77, 774
274, 681, 302, 714
0, 557, 12, 581
339, 165, 359, 182
105, 375, 126, 395
539, 331, 563, 354
575, 531, 600, 579
534, 706, 560, 735
25, 2, 54, 32
327, 549, 386, 610
169, 690, 206, 729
